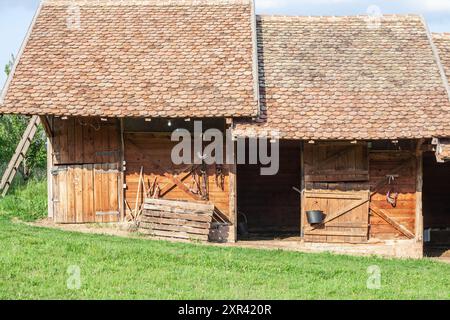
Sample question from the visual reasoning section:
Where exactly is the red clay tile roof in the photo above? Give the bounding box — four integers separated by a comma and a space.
234, 15, 450, 140
434, 33, 450, 83
0, 0, 258, 118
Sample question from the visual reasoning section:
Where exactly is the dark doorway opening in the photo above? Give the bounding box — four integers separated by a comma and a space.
236, 140, 301, 240
423, 152, 450, 258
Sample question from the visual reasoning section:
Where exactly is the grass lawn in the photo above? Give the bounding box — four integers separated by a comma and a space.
0, 218, 449, 300
0, 180, 449, 299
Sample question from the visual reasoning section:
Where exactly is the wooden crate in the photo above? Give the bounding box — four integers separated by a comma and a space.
139, 198, 215, 242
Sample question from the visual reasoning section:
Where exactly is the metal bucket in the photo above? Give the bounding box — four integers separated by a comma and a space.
306, 210, 325, 224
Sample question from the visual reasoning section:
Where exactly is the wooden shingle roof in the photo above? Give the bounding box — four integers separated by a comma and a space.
234, 15, 450, 140
0, 0, 259, 118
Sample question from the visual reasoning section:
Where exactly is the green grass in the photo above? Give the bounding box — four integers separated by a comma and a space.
0, 180, 449, 299
0, 219, 449, 299
0, 178, 47, 221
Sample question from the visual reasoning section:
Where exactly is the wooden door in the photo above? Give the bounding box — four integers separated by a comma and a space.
93, 163, 120, 223
302, 143, 370, 243
52, 164, 119, 223
303, 191, 370, 243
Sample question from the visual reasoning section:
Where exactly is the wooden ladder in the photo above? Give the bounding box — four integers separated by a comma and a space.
0, 115, 41, 197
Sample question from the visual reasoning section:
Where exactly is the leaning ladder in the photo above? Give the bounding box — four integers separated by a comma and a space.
0, 115, 41, 197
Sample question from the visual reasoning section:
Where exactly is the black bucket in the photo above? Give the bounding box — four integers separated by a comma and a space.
306, 210, 325, 224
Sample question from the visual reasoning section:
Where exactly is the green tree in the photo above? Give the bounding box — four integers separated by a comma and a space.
1, 54, 46, 181
4, 54, 14, 76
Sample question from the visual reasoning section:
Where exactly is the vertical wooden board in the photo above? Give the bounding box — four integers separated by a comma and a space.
83, 119, 95, 163
109, 164, 120, 222
59, 119, 68, 164
93, 163, 120, 223
74, 119, 84, 163
94, 164, 103, 223
66, 118, 75, 163
66, 166, 76, 223
74, 166, 84, 223
108, 122, 120, 163
52, 119, 60, 164
47, 138, 54, 219
57, 168, 68, 223
93, 125, 104, 164
52, 169, 60, 222
82, 164, 95, 222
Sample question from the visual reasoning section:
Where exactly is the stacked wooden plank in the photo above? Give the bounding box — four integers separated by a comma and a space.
139, 198, 214, 241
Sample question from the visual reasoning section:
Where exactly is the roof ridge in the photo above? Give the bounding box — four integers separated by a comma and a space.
256, 14, 422, 21
42, 0, 251, 6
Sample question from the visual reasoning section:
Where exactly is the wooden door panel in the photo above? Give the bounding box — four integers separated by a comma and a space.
304, 144, 369, 182
94, 163, 120, 223
52, 164, 119, 223
303, 191, 370, 243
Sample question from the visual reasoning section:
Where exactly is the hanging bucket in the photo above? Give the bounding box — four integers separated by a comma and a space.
306, 210, 325, 224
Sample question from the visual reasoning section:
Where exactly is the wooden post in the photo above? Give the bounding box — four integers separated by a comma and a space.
300, 141, 305, 238
47, 137, 54, 219
415, 140, 424, 243
226, 119, 237, 243
119, 118, 125, 222
228, 162, 237, 243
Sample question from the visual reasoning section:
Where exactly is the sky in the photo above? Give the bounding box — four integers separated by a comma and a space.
1, 0, 450, 90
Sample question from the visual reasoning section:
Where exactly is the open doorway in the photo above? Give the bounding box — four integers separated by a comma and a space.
236, 140, 301, 240
423, 152, 450, 258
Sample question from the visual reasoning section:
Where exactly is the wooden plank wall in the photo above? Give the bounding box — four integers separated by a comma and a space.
124, 132, 230, 219
52, 164, 119, 223
302, 191, 369, 243
304, 143, 369, 183
50, 116, 121, 223
302, 142, 370, 243
369, 151, 417, 240
52, 117, 120, 165
237, 140, 301, 233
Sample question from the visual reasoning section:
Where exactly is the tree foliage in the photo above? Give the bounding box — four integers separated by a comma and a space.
0, 55, 46, 181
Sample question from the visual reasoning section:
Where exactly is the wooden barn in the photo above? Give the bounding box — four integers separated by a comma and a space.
1, 0, 450, 258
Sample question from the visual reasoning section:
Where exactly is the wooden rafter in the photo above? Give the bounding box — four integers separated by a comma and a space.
39, 115, 53, 137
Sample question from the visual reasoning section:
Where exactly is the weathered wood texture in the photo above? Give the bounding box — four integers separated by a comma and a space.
302, 143, 418, 243
303, 143, 370, 243
304, 143, 369, 183
368, 151, 417, 240
124, 132, 230, 219
237, 140, 301, 232
139, 198, 215, 241
423, 152, 450, 229
49, 116, 122, 223
303, 191, 369, 243
52, 163, 120, 223
52, 117, 120, 165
